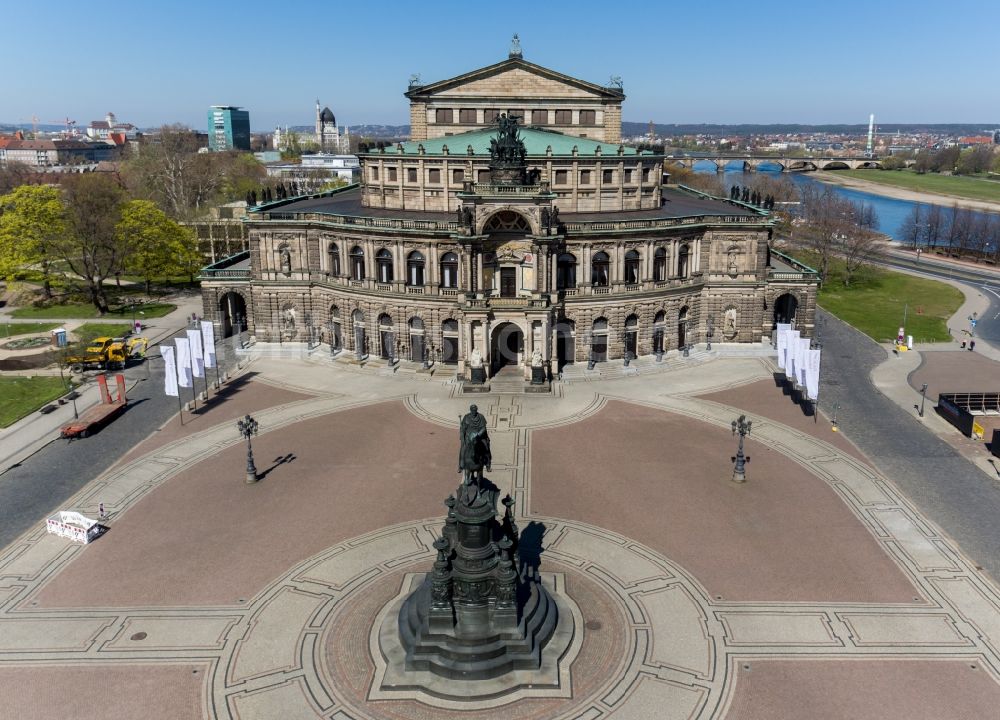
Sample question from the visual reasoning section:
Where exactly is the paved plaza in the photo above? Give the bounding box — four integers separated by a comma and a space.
2, 344, 1000, 719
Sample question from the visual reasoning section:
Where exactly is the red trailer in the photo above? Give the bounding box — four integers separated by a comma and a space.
60, 374, 127, 439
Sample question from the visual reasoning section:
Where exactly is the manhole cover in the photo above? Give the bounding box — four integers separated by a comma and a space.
584, 620, 602, 631
130, 632, 147, 641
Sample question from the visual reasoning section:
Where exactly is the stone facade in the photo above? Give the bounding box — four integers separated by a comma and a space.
201, 51, 817, 379
406, 57, 624, 144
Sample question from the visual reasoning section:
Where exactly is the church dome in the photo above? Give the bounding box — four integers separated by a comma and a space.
319, 107, 336, 124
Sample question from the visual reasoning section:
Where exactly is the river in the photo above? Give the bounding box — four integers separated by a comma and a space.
694, 163, 999, 243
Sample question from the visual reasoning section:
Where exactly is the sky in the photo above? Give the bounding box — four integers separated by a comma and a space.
2, 0, 998, 131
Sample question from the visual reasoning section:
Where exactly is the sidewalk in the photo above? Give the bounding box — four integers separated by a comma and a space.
869, 277, 1000, 483
0, 292, 202, 475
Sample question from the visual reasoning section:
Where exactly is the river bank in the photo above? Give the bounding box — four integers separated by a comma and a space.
810, 170, 1000, 214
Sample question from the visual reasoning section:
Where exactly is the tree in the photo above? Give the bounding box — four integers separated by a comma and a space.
122, 126, 266, 219
54, 174, 128, 314
839, 228, 883, 286
117, 200, 193, 293
0, 185, 67, 298
899, 204, 924, 249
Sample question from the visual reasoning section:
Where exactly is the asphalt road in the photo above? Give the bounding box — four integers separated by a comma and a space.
817, 307, 1000, 583
0, 330, 242, 549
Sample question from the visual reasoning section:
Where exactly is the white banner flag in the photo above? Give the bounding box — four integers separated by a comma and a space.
161, 345, 178, 397
175, 337, 193, 388
806, 348, 821, 400
187, 328, 205, 378
785, 330, 799, 380
775, 323, 790, 369
797, 338, 810, 388
200, 320, 216, 369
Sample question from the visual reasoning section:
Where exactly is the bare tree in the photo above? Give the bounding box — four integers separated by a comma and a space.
899, 204, 924, 249
840, 228, 884, 286
924, 204, 944, 248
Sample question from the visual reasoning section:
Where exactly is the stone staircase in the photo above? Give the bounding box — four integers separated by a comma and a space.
489, 365, 527, 394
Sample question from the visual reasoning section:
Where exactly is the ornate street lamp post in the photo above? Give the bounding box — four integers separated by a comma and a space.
237, 414, 259, 484
731, 414, 752, 483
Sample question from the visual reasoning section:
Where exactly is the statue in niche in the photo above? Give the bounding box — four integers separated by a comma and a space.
281, 307, 297, 334
724, 307, 738, 338
458, 404, 491, 487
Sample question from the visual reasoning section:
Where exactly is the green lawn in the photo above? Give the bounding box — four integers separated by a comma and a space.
831, 169, 1000, 204
789, 249, 964, 342
0, 322, 60, 338
0, 376, 70, 428
73, 323, 134, 342
11, 301, 176, 320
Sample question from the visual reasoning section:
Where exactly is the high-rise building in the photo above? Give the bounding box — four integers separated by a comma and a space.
208, 106, 251, 151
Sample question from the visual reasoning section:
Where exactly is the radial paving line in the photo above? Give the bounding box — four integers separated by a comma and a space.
1, 366, 1000, 717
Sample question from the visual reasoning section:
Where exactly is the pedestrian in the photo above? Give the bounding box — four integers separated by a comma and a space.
970, 340, 976, 352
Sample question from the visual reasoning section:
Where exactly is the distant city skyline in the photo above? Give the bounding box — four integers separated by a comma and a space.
4, 0, 999, 131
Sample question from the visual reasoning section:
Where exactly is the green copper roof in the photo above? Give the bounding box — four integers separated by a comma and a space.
370, 127, 653, 157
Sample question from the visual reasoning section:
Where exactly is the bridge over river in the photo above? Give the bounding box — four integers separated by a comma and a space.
666, 153, 913, 172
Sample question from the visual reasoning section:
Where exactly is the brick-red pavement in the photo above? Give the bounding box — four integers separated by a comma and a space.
112, 374, 314, 470
697, 378, 872, 467
34, 400, 452, 607
532, 400, 919, 603
725, 659, 1000, 719
0, 664, 207, 720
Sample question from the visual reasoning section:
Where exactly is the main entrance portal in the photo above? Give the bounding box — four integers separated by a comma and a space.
491, 322, 523, 373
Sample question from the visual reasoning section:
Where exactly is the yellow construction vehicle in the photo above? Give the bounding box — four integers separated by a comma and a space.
65, 336, 148, 373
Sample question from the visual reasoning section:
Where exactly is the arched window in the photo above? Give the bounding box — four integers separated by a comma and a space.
440, 252, 459, 288
350, 246, 365, 280
406, 250, 425, 286
591, 251, 610, 287
557, 253, 577, 290
441, 318, 459, 364
376, 248, 394, 283
328, 243, 340, 277
624, 249, 641, 285
653, 247, 667, 281
678, 244, 690, 279
624, 314, 639, 357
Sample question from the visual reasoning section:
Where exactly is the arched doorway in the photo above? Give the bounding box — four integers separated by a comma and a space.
592, 317, 609, 363
653, 310, 666, 353
556, 319, 575, 368
678, 306, 689, 349
408, 316, 425, 362
219, 292, 246, 338
441, 319, 459, 364
624, 314, 639, 357
491, 322, 523, 373
352, 309, 366, 355
774, 293, 798, 325
378, 313, 394, 359
328, 305, 342, 349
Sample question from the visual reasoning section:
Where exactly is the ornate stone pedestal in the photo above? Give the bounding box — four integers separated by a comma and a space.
378, 480, 572, 697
